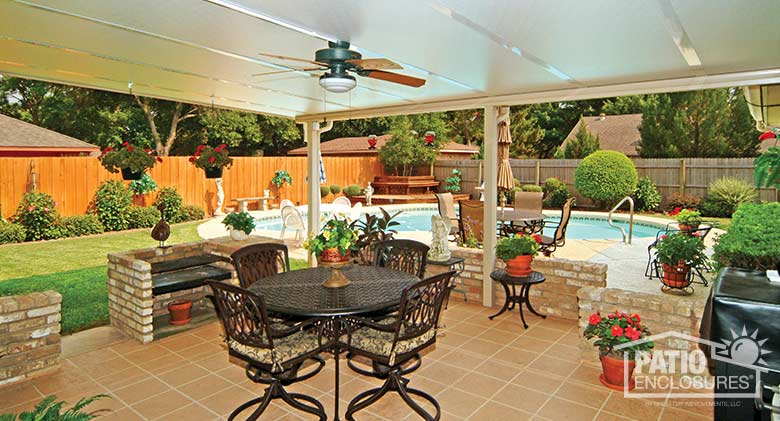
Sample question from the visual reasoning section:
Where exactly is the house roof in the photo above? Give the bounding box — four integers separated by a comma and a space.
561, 114, 642, 156
0, 114, 99, 151
287, 135, 479, 156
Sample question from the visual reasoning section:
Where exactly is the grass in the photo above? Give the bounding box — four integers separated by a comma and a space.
0, 222, 307, 334
646, 212, 732, 231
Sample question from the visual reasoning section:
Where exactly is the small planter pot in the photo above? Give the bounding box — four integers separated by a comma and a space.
204, 167, 223, 179
661, 263, 691, 288
121, 168, 143, 181
230, 229, 250, 241
678, 223, 699, 233
168, 299, 192, 326
600, 353, 636, 391
504, 255, 533, 277
319, 247, 350, 264
132, 194, 147, 207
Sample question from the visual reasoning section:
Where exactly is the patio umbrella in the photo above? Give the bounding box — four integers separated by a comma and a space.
497, 106, 514, 192
319, 150, 327, 184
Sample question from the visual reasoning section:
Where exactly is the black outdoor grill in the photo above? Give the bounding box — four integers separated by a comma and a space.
700, 268, 780, 420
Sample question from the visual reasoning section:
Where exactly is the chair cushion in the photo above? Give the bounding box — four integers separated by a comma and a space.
540, 234, 554, 245
344, 319, 435, 366
228, 330, 320, 373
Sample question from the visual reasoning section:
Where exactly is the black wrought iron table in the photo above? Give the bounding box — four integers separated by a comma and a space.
248, 265, 419, 421
488, 269, 546, 329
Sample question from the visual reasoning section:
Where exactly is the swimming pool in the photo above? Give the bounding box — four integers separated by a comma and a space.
254, 208, 663, 240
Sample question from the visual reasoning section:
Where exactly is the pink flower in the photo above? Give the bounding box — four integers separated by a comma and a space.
43, 207, 49, 212
610, 326, 624, 337
589, 314, 601, 325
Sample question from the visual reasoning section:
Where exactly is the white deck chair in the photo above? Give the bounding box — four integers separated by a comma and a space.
279, 199, 295, 210
349, 202, 363, 221
280, 205, 306, 245
332, 196, 351, 207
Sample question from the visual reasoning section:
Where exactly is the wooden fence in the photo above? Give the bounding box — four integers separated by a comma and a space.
0, 156, 383, 219
434, 157, 778, 206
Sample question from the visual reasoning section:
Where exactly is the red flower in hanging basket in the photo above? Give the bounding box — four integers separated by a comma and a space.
101, 147, 114, 155
215, 143, 227, 152
208, 156, 216, 164
759, 131, 778, 141
121, 141, 129, 147
156, 156, 163, 163
367, 135, 377, 149
189, 156, 196, 162
424, 131, 435, 146
126, 145, 134, 152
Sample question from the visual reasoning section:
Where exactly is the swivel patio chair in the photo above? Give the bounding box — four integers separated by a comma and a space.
538, 197, 575, 257
343, 271, 456, 421
280, 205, 306, 245
435, 192, 459, 239
231, 243, 291, 289
208, 281, 327, 420
372, 239, 430, 279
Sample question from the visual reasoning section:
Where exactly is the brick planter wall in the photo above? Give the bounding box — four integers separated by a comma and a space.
0, 291, 61, 387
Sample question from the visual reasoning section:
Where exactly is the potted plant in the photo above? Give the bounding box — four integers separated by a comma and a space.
1, 394, 109, 420
128, 173, 158, 206
271, 170, 293, 203
168, 299, 192, 325
304, 217, 358, 263
654, 232, 706, 288
351, 208, 401, 264
98, 142, 161, 180
584, 310, 654, 391
444, 169, 462, 193
222, 211, 254, 240
676, 209, 701, 232
495, 233, 542, 277
189, 143, 233, 178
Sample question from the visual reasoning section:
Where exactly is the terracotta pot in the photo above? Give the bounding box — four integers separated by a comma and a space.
121, 168, 143, 181
168, 300, 192, 326
600, 353, 636, 391
678, 223, 699, 233
230, 229, 249, 241
504, 254, 533, 277
132, 194, 147, 207
319, 247, 350, 263
661, 263, 690, 288
204, 167, 223, 179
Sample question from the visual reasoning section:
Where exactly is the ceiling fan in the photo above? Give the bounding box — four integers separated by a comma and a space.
254, 41, 426, 93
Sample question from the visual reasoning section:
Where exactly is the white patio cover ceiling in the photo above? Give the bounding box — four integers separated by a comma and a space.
2, 0, 780, 121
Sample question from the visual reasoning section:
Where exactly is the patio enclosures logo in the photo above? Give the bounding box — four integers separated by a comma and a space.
615, 328, 771, 398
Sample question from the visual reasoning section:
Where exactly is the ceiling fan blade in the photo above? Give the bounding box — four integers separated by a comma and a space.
346, 58, 402, 70
252, 67, 323, 77
257, 52, 326, 67
361, 70, 426, 88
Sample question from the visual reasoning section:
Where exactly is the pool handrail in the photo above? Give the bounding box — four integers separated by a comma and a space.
608, 196, 634, 244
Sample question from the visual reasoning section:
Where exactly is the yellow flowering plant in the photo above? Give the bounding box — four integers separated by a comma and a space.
303, 217, 357, 256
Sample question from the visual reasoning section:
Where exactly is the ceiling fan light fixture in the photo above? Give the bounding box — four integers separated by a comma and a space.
319, 73, 356, 93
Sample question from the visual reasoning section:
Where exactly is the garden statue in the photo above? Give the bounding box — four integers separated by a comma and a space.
364, 182, 374, 206
151, 203, 170, 248
214, 178, 225, 216
427, 215, 451, 262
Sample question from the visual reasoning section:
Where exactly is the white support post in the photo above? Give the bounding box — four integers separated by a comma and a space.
304, 121, 321, 267
482, 106, 499, 307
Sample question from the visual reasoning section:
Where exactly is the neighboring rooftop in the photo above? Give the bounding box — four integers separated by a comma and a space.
0, 114, 100, 156
287, 135, 479, 156
561, 114, 642, 157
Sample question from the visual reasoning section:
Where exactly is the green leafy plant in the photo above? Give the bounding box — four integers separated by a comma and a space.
700, 196, 733, 218
703, 177, 757, 217
343, 185, 362, 197
176, 205, 206, 222
222, 211, 255, 234
126, 206, 160, 229
0, 394, 109, 421
304, 217, 357, 256
676, 209, 702, 225
574, 151, 638, 207
92, 180, 132, 231
330, 184, 341, 195
190, 143, 233, 169
583, 311, 653, 358
713, 203, 780, 270
320, 185, 331, 199
271, 170, 293, 188
153, 187, 183, 222
13, 192, 58, 241
98, 142, 159, 174
655, 231, 707, 267
444, 169, 462, 193
543, 177, 572, 209
665, 193, 700, 212
60, 215, 104, 237
521, 184, 543, 192
495, 234, 542, 260
0, 221, 26, 244
633, 177, 661, 212
351, 208, 401, 264
128, 173, 158, 195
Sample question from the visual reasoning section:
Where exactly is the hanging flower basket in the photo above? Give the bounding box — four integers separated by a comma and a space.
99, 142, 160, 179
121, 168, 143, 181
204, 167, 223, 179
190, 144, 233, 178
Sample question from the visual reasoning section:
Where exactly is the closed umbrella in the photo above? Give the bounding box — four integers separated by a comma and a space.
497, 106, 514, 192
319, 151, 327, 184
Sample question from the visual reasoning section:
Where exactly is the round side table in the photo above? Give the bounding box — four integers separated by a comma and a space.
487, 269, 546, 329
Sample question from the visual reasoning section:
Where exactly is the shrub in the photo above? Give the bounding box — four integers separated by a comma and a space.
13, 192, 58, 241
343, 185, 362, 197
521, 185, 543, 192
330, 184, 341, 195
93, 180, 133, 231
153, 187, 183, 222
665, 193, 700, 212
0, 221, 26, 244
320, 185, 331, 198
177, 205, 206, 222
127, 206, 160, 229
60, 214, 104, 237
713, 203, 780, 270
700, 196, 733, 218
543, 177, 572, 209
574, 151, 638, 207
128, 173, 157, 195
633, 177, 661, 212
704, 177, 757, 217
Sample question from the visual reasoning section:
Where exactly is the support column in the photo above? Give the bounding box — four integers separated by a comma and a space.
482, 106, 499, 307
304, 121, 321, 267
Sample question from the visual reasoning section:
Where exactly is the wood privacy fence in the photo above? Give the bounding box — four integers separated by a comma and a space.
434, 157, 778, 206
0, 156, 383, 219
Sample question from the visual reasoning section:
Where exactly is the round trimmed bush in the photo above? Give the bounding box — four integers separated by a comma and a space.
521, 185, 543, 192
127, 206, 160, 228
0, 221, 26, 244
343, 185, 362, 197
320, 185, 330, 198
13, 192, 59, 240
60, 214, 104, 237
177, 205, 206, 222
543, 177, 572, 209
574, 151, 638, 207
633, 177, 661, 212
94, 180, 133, 231
330, 184, 341, 195
153, 187, 183, 222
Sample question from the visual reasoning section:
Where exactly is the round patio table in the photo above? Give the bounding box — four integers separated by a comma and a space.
248, 265, 419, 421
497, 210, 546, 235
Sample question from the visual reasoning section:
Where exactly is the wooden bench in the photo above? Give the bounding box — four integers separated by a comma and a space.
232, 196, 274, 212
151, 255, 232, 295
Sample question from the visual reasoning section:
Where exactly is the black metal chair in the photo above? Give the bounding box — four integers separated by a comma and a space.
373, 239, 430, 279
343, 271, 455, 421
538, 197, 575, 256
208, 281, 327, 421
645, 223, 713, 285
231, 243, 290, 289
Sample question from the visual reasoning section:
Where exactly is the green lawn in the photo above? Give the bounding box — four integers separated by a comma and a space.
646, 213, 732, 231
0, 223, 307, 334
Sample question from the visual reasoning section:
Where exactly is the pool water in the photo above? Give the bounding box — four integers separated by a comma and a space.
254, 209, 662, 240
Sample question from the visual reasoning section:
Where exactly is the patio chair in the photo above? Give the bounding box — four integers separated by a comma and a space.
207, 281, 327, 420
372, 239, 429, 279
343, 271, 455, 421
645, 223, 713, 285
349, 201, 363, 221
538, 197, 575, 257
280, 199, 295, 210
280, 205, 306, 245
332, 196, 352, 207
502, 191, 545, 236
435, 192, 459, 239
231, 243, 290, 289
458, 200, 485, 244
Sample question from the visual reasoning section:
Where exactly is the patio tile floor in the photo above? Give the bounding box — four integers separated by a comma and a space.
0, 301, 713, 420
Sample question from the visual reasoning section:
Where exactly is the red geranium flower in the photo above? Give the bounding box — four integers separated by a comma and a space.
126, 146, 134, 152
759, 131, 777, 141
588, 314, 601, 325
189, 156, 196, 162
215, 143, 227, 152
630, 313, 641, 323
101, 147, 114, 155
624, 326, 640, 341
121, 141, 129, 147
532, 234, 542, 244
156, 157, 163, 163
208, 156, 216, 164
196, 145, 206, 152
610, 325, 624, 337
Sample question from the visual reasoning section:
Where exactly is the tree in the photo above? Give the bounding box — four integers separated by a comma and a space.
601, 95, 646, 115
508, 105, 545, 157
724, 88, 760, 157
377, 116, 438, 176
446, 109, 483, 146
564, 118, 600, 158
134, 96, 198, 156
